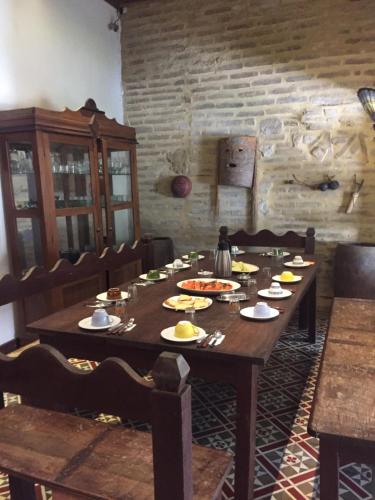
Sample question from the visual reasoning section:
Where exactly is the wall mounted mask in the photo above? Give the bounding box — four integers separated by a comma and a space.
218, 136, 257, 188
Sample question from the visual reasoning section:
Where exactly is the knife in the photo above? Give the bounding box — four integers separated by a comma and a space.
197, 333, 213, 348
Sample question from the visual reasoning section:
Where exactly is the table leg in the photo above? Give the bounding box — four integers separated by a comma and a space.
319, 437, 339, 500
307, 277, 316, 343
298, 294, 308, 329
8, 475, 37, 500
234, 364, 259, 500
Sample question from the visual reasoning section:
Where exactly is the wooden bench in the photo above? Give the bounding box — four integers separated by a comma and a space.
0, 345, 232, 499
308, 297, 375, 499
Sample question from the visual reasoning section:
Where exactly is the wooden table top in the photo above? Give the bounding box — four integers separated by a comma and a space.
309, 297, 375, 442
28, 252, 318, 367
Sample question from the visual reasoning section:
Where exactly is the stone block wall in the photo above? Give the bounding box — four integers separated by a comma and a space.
121, 0, 375, 309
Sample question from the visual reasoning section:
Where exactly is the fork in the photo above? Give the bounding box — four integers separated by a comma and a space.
209, 330, 223, 348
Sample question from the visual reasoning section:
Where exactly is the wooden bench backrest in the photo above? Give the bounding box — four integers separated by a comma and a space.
219, 226, 315, 254
0, 345, 192, 499
0, 240, 153, 307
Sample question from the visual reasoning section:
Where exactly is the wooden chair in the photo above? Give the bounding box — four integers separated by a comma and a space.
0, 345, 232, 500
219, 226, 315, 254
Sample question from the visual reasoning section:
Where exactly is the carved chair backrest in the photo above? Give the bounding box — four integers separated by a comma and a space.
219, 226, 315, 254
0, 345, 192, 500
0, 239, 153, 307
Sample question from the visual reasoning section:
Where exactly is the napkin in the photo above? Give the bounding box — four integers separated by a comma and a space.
126, 324, 136, 332
209, 334, 225, 347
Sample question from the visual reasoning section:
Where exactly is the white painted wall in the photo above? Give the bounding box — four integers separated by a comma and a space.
0, 0, 123, 344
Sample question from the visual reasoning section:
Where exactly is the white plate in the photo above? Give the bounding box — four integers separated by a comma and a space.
258, 288, 292, 299
232, 263, 259, 274
160, 326, 206, 343
182, 254, 205, 260
232, 249, 245, 255
177, 278, 241, 295
78, 315, 121, 331
139, 272, 168, 281
272, 274, 302, 283
165, 262, 191, 270
283, 261, 312, 268
162, 295, 213, 311
240, 307, 279, 321
266, 251, 290, 257
96, 291, 128, 302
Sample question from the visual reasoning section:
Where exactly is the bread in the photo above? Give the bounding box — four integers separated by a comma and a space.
107, 287, 122, 300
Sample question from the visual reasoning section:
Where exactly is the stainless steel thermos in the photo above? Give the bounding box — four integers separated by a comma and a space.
215, 240, 232, 278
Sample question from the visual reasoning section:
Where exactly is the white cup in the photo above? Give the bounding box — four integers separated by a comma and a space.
231, 245, 239, 255
269, 282, 283, 295
254, 302, 270, 318
91, 308, 111, 327
293, 255, 304, 265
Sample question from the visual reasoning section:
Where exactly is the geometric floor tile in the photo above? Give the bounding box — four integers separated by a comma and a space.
0, 316, 373, 500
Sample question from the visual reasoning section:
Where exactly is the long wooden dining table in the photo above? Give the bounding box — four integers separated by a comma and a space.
28, 251, 318, 500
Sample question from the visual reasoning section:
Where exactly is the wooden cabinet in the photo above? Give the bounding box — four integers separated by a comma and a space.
0, 99, 141, 336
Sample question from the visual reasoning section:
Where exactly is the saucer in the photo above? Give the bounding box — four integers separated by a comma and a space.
258, 288, 292, 299
272, 274, 302, 283
78, 315, 121, 331
96, 291, 128, 302
160, 326, 206, 343
283, 261, 311, 268
182, 254, 205, 260
232, 249, 245, 255
139, 273, 168, 281
240, 307, 279, 321
165, 262, 191, 270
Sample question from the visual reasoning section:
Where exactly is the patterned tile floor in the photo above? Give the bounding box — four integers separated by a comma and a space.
0, 317, 373, 499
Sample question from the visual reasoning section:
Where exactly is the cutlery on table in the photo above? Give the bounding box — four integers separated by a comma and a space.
196, 333, 214, 348
209, 330, 224, 347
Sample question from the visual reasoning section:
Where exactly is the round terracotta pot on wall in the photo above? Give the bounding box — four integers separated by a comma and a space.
334, 243, 375, 299
171, 175, 192, 198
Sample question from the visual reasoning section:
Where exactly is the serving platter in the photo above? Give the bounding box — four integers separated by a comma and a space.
232, 262, 259, 274
160, 326, 206, 343
177, 278, 241, 295
162, 295, 213, 311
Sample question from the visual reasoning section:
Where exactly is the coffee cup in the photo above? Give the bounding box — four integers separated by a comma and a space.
91, 308, 111, 327
253, 302, 270, 318
231, 245, 239, 255
293, 255, 304, 265
269, 282, 283, 295
175, 321, 199, 339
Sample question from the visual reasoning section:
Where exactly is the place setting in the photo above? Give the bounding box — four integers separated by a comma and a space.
240, 301, 280, 321
164, 258, 191, 271
257, 282, 293, 299
139, 269, 168, 282
283, 255, 315, 268
272, 270, 303, 284
160, 320, 225, 348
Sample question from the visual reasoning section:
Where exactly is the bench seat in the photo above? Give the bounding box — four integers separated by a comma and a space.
0, 404, 232, 500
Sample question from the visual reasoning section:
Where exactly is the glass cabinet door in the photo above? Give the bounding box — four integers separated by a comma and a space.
107, 149, 132, 205
9, 143, 38, 210
111, 208, 135, 248
48, 139, 99, 263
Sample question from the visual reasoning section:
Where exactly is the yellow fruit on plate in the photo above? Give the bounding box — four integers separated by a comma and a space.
175, 321, 199, 338
280, 271, 295, 281
232, 261, 257, 273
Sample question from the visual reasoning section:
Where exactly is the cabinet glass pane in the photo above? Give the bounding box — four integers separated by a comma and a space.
112, 209, 134, 248
16, 218, 43, 272
51, 143, 92, 209
108, 150, 132, 204
9, 143, 38, 210
57, 214, 96, 263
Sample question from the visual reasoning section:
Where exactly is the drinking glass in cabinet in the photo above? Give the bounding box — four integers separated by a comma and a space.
50, 143, 93, 209
9, 143, 38, 210
107, 150, 132, 204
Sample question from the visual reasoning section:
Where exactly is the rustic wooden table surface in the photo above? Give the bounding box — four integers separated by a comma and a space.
28, 251, 318, 500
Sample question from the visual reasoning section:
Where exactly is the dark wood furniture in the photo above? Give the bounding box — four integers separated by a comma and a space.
308, 298, 375, 500
0, 99, 141, 334
219, 226, 315, 254
28, 251, 318, 499
0, 344, 232, 500
334, 243, 375, 299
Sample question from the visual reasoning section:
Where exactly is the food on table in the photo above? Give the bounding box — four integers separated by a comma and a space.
280, 271, 295, 282
147, 269, 161, 280
269, 283, 283, 295
164, 294, 209, 310
106, 287, 122, 300
175, 321, 199, 339
188, 251, 198, 259
232, 261, 258, 273
173, 259, 184, 268
180, 279, 233, 291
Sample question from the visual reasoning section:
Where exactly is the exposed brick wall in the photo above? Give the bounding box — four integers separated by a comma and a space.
121, 0, 375, 309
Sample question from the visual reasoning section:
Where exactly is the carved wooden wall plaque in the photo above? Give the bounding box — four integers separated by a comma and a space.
218, 136, 257, 188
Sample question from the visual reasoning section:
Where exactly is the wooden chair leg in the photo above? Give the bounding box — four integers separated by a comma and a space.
319, 437, 339, 500
8, 475, 37, 500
